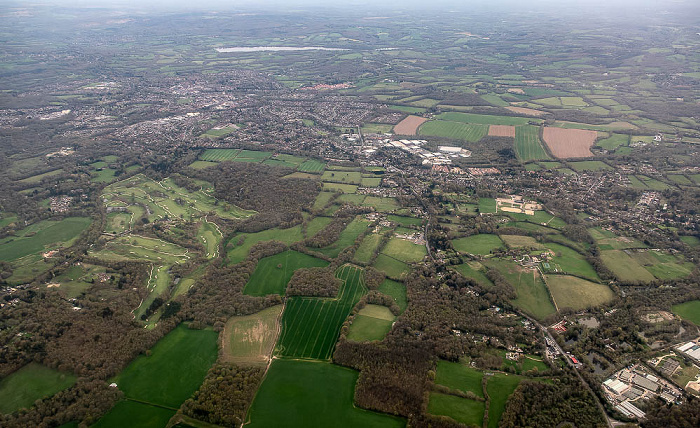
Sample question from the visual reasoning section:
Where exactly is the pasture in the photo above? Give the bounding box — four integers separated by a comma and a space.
672, 300, 700, 326
243, 250, 328, 296
246, 359, 405, 428
427, 393, 485, 427
588, 227, 646, 250
500, 235, 543, 249
597, 133, 629, 150
381, 237, 427, 263
388, 214, 422, 226
629, 250, 695, 280
545, 275, 615, 311
92, 400, 175, 428
112, 324, 218, 408
542, 127, 597, 158
487, 259, 555, 320
276, 265, 366, 360
393, 115, 428, 135
322, 182, 358, 193
486, 374, 522, 428
542, 243, 599, 280
0, 363, 76, 414
363, 196, 399, 212
199, 148, 240, 161
0, 217, 90, 262
354, 233, 382, 264
452, 262, 494, 288
515, 125, 549, 161
221, 305, 283, 365
378, 279, 407, 312
436, 112, 537, 126
315, 217, 370, 258
348, 305, 395, 341
435, 360, 484, 397
227, 225, 304, 264
321, 170, 363, 184
600, 250, 656, 283
419, 120, 488, 142
373, 254, 410, 280
298, 159, 326, 173
451, 234, 503, 255
569, 161, 612, 171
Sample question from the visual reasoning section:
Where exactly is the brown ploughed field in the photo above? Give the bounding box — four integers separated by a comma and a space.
488, 125, 516, 137
505, 106, 546, 116
393, 115, 428, 135
542, 127, 597, 158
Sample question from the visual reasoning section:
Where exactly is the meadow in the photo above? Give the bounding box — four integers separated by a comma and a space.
486, 374, 522, 428
452, 262, 494, 288
629, 250, 695, 280
321, 170, 363, 184
373, 254, 410, 280
275, 265, 366, 360
600, 250, 656, 283
545, 275, 615, 311
315, 217, 370, 258
347, 304, 395, 342
515, 125, 549, 161
353, 233, 382, 264
427, 393, 484, 427
243, 250, 328, 296
199, 148, 241, 161
0, 363, 76, 414
297, 159, 326, 173
246, 359, 405, 428
111, 324, 218, 408
434, 360, 484, 397
419, 120, 488, 142
0, 217, 91, 262
381, 237, 427, 263
436, 112, 537, 126
227, 225, 304, 264
451, 234, 503, 255
378, 279, 408, 313
569, 161, 612, 171
672, 300, 700, 326
221, 305, 283, 365
487, 259, 556, 320
92, 400, 175, 428
363, 196, 400, 212
543, 243, 599, 280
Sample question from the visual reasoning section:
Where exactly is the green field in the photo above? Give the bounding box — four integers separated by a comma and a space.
597, 133, 629, 150
419, 120, 488, 142
227, 225, 304, 264
427, 392, 485, 427
388, 215, 422, 227
486, 374, 522, 428
0, 217, 91, 262
588, 227, 647, 250
381, 237, 427, 263
90, 235, 189, 265
0, 363, 77, 414
542, 243, 599, 280
378, 279, 407, 312
487, 259, 556, 320
246, 359, 405, 428
313, 191, 336, 210
435, 360, 484, 397
360, 177, 382, 187
354, 233, 382, 264
363, 196, 400, 212
322, 182, 358, 193
321, 170, 363, 184
201, 126, 238, 139
199, 148, 241, 161
347, 305, 395, 342
222, 305, 283, 365
189, 160, 218, 170
453, 262, 494, 288
373, 254, 410, 280
276, 265, 366, 360
451, 234, 503, 255
199, 221, 221, 259
437, 112, 537, 126
479, 198, 497, 214
18, 169, 63, 184
112, 324, 218, 408
680, 235, 700, 247
500, 235, 544, 249
315, 217, 370, 258
545, 275, 615, 311
93, 400, 176, 428
569, 161, 612, 171
630, 250, 695, 280
298, 159, 326, 173
515, 125, 549, 161
672, 300, 700, 326
243, 250, 329, 296
600, 250, 656, 283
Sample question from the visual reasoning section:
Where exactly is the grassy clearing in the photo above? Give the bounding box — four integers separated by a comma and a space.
381, 237, 427, 263
515, 125, 549, 161
588, 227, 646, 250
436, 112, 537, 126
306, 216, 333, 237
361, 177, 382, 187
112, 324, 218, 408
17, 169, 63, 184
600, 250, 656, 283
276, 265, 366, 360
298, 159, 326, 173
363, 196, 400, 212
92, 400, 175, 428
435, 360, 484, 397
452, 234, 503, 255
243, 250, 328, 296
322, 182, 358, 193
0, 363, 76, 414
0, 217, 90, 262
680, 236, 700, 247
452, 262, 494, 288
227, 225, 303, 265
479, 198, 497, 214
246, 359, 405, 428
545, 275, 615, 311
542, 243, 599, 280
486, 374, 522, 428
388, 215, 422, 227
347, 305, 395, 342
199, 149, 240, 161
378, 279, 407, 312
315, 217, 370, 258
630, 250, 695, 280
222, 305, 282, 365
321, 170, 363, 184
313, 191, 336, 210
428, 393, 485, 427
419, 121, 488, 142
500, 235, 544, 249
354, 233, 382, 264
373, 254, 410, 280
597, 133, 629, 150
487, 259, 555, 320
672, 300, 700, 326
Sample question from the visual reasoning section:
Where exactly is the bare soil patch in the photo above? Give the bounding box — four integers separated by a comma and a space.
488, 125, 516, 137
506, 106, 545, 117
393, 115, 428, 135
542, 127, 597, 158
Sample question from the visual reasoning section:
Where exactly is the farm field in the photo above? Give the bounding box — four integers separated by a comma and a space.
275, 265, 366, 360
353, 233, 382, 264
486, 374, 522, 428
515, 125, 549, 161
321, 170, 363, 184
246, 359, 405, 428
427, 392, 484, 427
381, 237, 427, 263
306, 216, 333, 237
569, 161, 612, 171
360, 176, 382, 187
199, 148, 240, 161
92, 400, 175, 428
227, 225, 304, 264
322, 182, 358, 193
542, 243, 599, 280
347, 305, 395, 342
419, 120, 488, 142
17, 169, 63, 184
505, 106, 546, 116
0, 217, 91, 262
388, 214, 422, 226
436, 112, 536, 126
453, 262, 494, 288
363, 196, 400, 212
488, 125, 516, 137
451, 234, 503, 255
479, 198, 497, 214
393, 115, 428, 135
500, 235, 544, 249
542, 127, 597, 158
0, 363, 76, 414
629, 250, 695, 280
378, 279, 408, 312
188, 160, 218, 169
600, 250, 656, 283
315, 217, 370, 258
312, 191, 336, 210
297, 159, 326, 173
672, 300, 700, 326
243, 250, 328, 296
487, 259, 556, 320
588, 227, 647, 250
597, 133, 629, 150
111, 323, 218, 408
680, 235, 700, 247
435, 360, 484, 397
221, 305, 283, 365
545, 275, 615, 311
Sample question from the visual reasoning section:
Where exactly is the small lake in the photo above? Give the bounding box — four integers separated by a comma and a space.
216, 46, 349, 53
